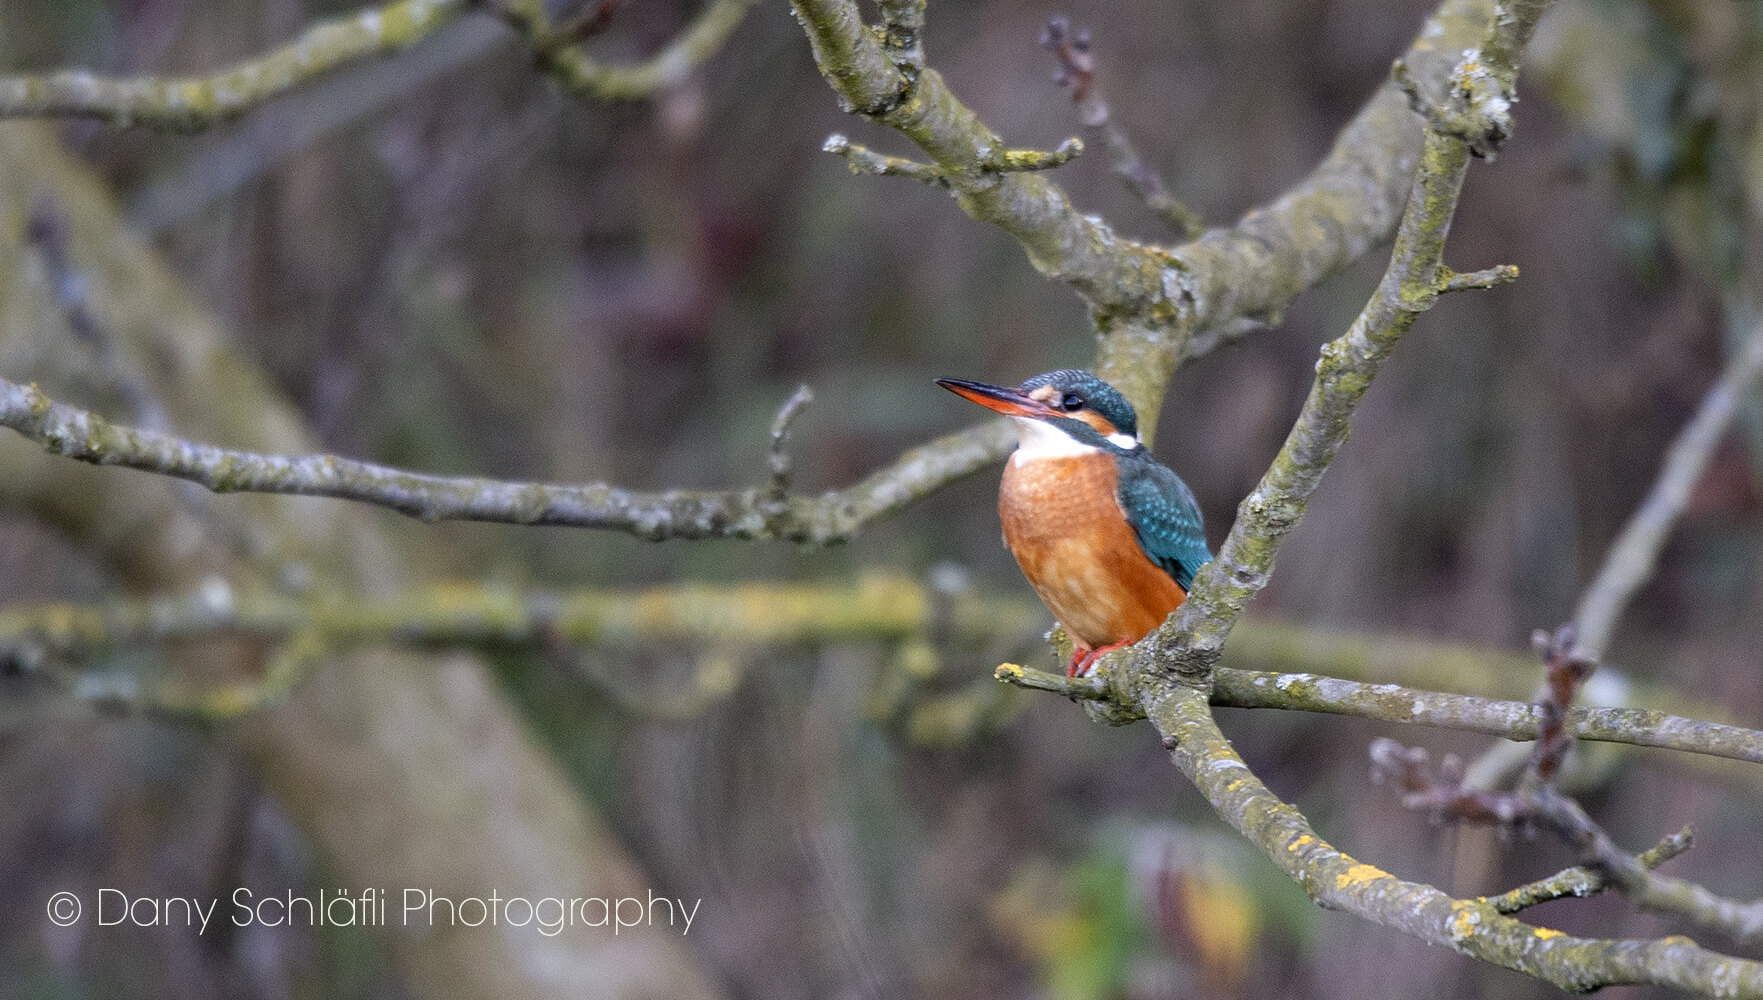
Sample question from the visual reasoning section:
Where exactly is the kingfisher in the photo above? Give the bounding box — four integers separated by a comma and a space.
937, 370, 1211, 677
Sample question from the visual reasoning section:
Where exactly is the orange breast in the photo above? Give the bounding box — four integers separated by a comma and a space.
999, 454, 1188, 652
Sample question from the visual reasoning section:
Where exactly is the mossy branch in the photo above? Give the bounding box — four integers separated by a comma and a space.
0, 0, 469, 129
495, 0, 756, 101
1487, 828, 1694, 914
0, 0, 755, 131
790, 0, 1507, 433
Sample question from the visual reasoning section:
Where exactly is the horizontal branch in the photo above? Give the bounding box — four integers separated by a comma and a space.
0, 376, 1013, 543
0, 0, 469, 129
1210, 669, 1763, 765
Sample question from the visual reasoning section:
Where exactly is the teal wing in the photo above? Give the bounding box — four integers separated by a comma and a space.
1115, 456, 1211, 591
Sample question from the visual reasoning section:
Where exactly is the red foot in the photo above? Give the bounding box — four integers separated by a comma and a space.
1068, 639, 1133, 678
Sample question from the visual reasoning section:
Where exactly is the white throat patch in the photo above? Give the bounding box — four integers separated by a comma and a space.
1009, 417, 1141, 466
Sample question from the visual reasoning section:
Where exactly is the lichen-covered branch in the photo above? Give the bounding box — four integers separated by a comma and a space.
1371, 627, 1763, 947
794, 0, 1506, 431
1536, 788, 1763, 941
1573, 320, 1763, 660
1486, 828, 1693, 914
0, 575, 1042, 661
495, 0, 756, 101
0, 376, 1013, 543
1142, 47, 1523, 687
0, 0, 755, 131
1209, 668, 1763, 765
823, 135, 949, 187
0, 0, 469, 129
1152, 683, 1763, 996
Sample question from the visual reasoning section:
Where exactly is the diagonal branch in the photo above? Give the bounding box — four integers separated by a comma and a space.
1137, 53, 1522, 687
495, 0, 756, 101
1573, 320, 1763, 660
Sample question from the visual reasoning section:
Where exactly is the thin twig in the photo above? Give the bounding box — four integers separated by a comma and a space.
1039, 16, 1203, 237
1486, 827, 1692, 914
823, 135, 948, 188
497, 0, 756, 101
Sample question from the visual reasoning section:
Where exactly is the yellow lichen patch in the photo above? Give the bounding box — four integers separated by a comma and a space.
1334, 863, 1391, 890
1288, 835, 1315, 852
1532, 927, 1564, 940
1448, 900, 1482, 942
994, 662, 1025, 680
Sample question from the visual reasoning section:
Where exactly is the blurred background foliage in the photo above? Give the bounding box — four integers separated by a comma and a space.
1, 0, 1762, 997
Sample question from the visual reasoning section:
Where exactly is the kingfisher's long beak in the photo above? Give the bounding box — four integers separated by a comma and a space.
936, 378, 1051, 418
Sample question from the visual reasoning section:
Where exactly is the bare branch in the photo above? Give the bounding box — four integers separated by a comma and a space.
766, 384, 814, 498
994, 662, 1107, 699
790, 0, 1508, 432
1487, 828, 1693, 914
0, 377, 1013, 543
0, 0, 470, 129
1441, 263, 1520, 292
823, 134, 949, 187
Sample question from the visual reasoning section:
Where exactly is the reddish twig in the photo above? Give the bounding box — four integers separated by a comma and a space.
1039, 16, 1202, 237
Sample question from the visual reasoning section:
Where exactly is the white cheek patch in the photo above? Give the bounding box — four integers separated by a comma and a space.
1009, 416, 1103, 465
1106, 432, 1141, 450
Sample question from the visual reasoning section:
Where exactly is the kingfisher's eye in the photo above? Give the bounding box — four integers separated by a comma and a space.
1059, 394, 1083, 411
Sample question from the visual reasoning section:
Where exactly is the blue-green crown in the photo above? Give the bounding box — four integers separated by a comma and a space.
1020, 370, 1138, 438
